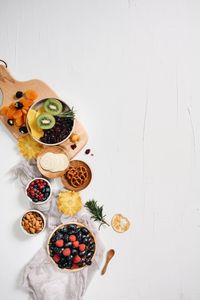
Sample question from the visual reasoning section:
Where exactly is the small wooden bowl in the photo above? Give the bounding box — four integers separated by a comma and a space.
47, 222, 96, 272
61, 160, 92, 191
37, 146, 69, 179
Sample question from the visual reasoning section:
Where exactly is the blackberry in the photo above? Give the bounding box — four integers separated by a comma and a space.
19, 126, 28, 134
7, 119, 14, 126
15, 101, 24, 109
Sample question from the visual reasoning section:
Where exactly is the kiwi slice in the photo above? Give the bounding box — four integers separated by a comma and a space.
44, 98, 62, 116
36, 113, 56, 129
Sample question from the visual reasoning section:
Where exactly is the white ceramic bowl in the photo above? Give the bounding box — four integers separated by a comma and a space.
25, 177, 52, 205
27, 98, 75, 146
20, 209, 46, 236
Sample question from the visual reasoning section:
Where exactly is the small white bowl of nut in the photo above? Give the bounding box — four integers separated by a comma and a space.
20, 210, 46, 236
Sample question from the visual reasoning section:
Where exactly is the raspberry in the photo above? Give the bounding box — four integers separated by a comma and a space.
69, 235, 76, 242
73, 241, 79, 248
73, 255, 81, 264
53, 254, 60, 263
63, 248, 71, 257
79, 244, 86, 252
72, 263, 79, 269
55, 239, 64, 247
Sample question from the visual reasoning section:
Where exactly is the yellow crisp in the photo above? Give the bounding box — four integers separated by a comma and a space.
18, 135, 43, 160
57, 191, 83, 216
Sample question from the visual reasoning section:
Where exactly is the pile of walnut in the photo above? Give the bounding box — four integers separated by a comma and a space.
21, 211, 44, 234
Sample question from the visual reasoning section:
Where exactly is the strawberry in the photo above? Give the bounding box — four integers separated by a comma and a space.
55, 239, 64, 247
53, 254, 60, 263
73, 255, 81, 264
63, 248, 71, 257
79, 244, 86, 252
73, 241, 79, 248
69, 235, 76, 242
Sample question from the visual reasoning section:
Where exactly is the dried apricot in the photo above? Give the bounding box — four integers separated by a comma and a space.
13, 110, 23, 119
24, 90, 38, 101
0, 106, 8, 116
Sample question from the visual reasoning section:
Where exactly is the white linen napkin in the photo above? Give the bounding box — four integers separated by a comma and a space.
11, 159, 105, 300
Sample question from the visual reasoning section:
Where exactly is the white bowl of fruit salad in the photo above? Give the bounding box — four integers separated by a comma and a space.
27, 98, 75, 146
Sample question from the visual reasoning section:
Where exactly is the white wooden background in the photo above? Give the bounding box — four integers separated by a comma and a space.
0, 0, 200, 299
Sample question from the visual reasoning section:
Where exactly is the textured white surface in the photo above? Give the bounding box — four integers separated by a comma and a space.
0, 0, 200, 299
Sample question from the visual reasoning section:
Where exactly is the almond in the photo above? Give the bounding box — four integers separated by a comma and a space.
30, 228, 36, 234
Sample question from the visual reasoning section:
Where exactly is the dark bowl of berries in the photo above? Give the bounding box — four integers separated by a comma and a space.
26, 178, 52, 205
27, 98, 75, 146
47, 223, 96, 271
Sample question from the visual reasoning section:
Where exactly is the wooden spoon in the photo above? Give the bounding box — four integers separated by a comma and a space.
101, 249, 115, 275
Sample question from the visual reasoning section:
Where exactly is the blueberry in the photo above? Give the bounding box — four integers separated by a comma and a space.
81, 228, 89, 235
45, 192, 50, 199
50, 236, 57, 243
71, 249, 78, 256
60, 257, 67, 264
79, 251, 86, 257
88, 244, 95, 251
68, 230, 76, 235
61, 227, 68, 234
88, 237, 94, 244
68, 224, 77, 230
86, 259, 92, 266
54, 247, 63, 254
75, 227, 81, 233
81, 257, 86, 263
15, 91, 23, 99
58, 263, 65, 269
82, 237, 89, 244
63, 234, 69, 241
77, 232, 83, 242
55, 232, 63, 240
64, 260, 72, 268
86, 252, 93, 258
67, 255, 73, 264
64, 241, 72, 248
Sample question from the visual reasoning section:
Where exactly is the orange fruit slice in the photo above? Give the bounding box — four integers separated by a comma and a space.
111, 214, 130, 233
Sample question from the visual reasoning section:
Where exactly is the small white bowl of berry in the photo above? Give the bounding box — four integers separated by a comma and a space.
26, 178, 52, 205
27, 98, 75, 146
47, 223, 96, 271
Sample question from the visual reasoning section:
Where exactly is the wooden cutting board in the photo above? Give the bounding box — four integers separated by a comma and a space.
0, 64, 88, 159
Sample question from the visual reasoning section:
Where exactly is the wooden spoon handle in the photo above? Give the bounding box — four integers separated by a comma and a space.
101, 262, 109, 275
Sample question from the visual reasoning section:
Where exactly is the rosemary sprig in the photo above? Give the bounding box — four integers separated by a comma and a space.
85, 199, 110, 230
58, 106, 75, 119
